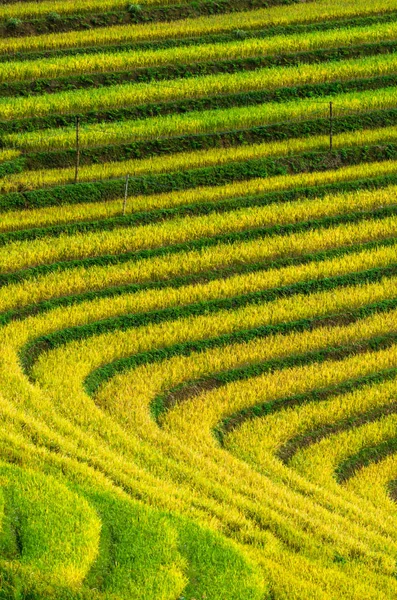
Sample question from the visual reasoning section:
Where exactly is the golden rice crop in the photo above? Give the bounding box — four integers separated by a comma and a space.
1, 180, 397, 272
1, 215, 396, 318
4, 0, 397, 595
0, 148, 20, 163
159, 331, 397, 447
3, 18, 397, 84
8, 263, 395, 515
224, 353, 397, 457
2, 52, 397, 120
1, 0, 396, 55
3, 260, 397, 598
27, 277, 397, 572
2, 158, 397, 235
289, 413, 397, 486
4, 124, 397, 195
9, 85, 397, 152
0, 0, 176, 21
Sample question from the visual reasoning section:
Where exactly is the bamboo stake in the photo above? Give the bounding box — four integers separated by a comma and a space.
74, 116, 80, 183
329, 101, 333, 151
123, 174, 130, 216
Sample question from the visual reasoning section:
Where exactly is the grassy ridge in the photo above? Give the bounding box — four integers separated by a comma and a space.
5, 106, 397, 171
6, 126, 397, 195
3, 143, 397, 212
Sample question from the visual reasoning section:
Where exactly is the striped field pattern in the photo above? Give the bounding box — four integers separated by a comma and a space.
2, 0, 397, 598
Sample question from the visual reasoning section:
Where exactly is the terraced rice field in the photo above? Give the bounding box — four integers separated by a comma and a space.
3, 0, 397, 598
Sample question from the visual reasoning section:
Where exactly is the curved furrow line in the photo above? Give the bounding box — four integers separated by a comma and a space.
219, 364, 397, 470
280, 404, 397, 466
0, 343, 336, 576
337, 439, 397, 483
82, 292, 397, 398
75, 301, 397, 519
162, 348, 397, 508
168, 363, 397, 438
0, 360, 270, 554
4, 278, 396, 596
24, 287, 397, 508
68, 322, 397, 584
21, 365, 397, 579
283, 416, 397, 505
1, 226, 394, 576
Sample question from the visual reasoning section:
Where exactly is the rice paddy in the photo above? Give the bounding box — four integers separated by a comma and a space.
1, 0, 397, 598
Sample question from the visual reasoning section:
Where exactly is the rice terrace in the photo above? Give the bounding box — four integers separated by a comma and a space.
6, 0, 397, 598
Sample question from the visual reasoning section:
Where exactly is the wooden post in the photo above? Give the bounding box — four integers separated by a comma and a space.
123, 174, 130, 216
74, 116, 80, 183
329, 101, 333, 151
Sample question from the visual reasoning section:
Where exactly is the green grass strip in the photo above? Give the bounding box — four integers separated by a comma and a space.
0, 157, 25, 178
2, 142, 397, 213
16, 107, 397, 171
